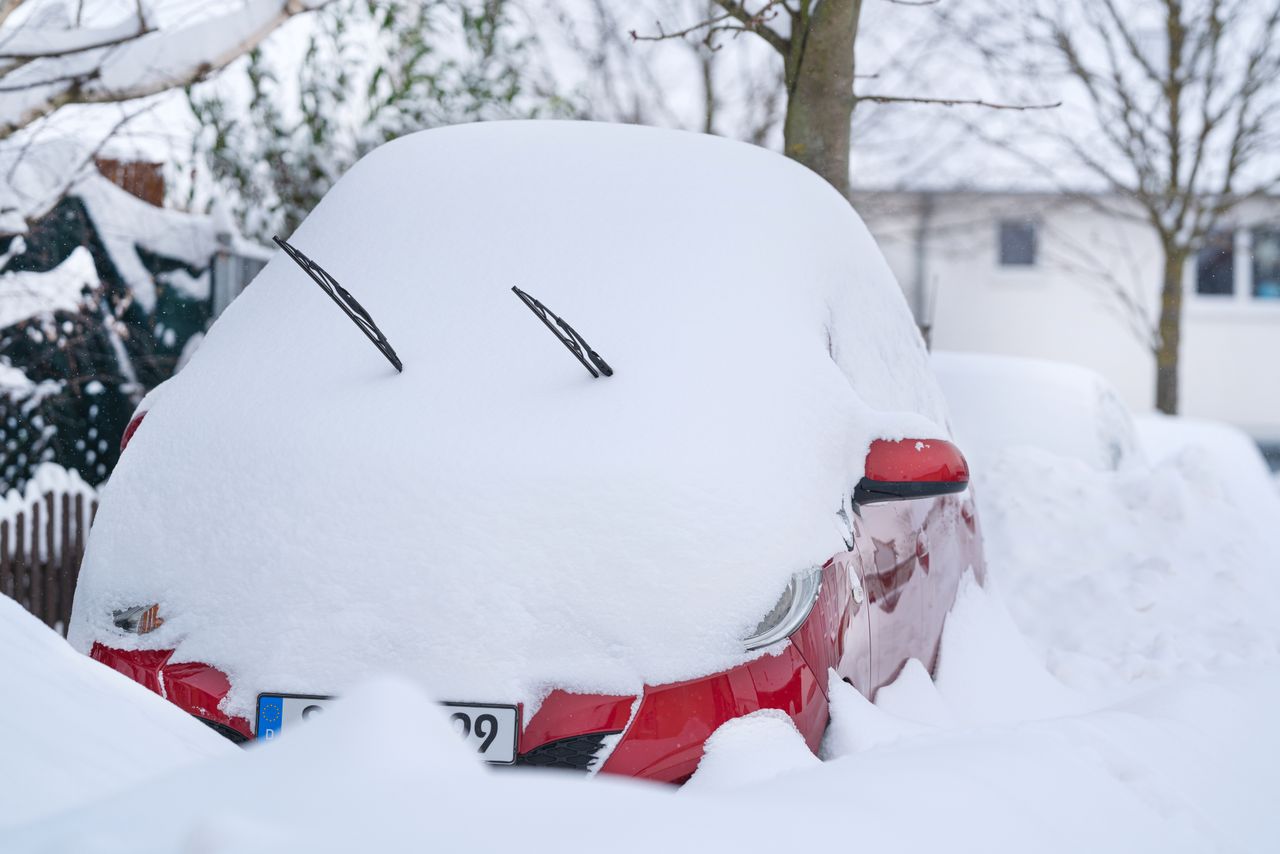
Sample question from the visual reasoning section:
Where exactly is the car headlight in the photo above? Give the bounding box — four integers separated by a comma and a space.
743, 568, 823, 651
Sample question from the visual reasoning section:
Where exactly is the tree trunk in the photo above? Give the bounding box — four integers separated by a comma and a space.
1155, 243, 1187, 415
782, 0, 861, 197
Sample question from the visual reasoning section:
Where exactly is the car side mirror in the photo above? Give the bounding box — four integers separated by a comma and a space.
854, 438, 970, 506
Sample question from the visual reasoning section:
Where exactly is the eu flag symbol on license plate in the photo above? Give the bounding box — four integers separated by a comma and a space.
256, 693, 334, 740
257, 695, 284, 739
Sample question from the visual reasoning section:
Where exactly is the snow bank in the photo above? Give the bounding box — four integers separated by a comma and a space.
16, 585, 1280, 853
1135, 413, 1280, 524
933, 573, 1088, 722
935, 353, 1280, 694
4, 676, 830, 853
979, 443, 1280, 692
682, 709, 819, 791
932, 351, 1141, 472
822, 672, 934, 755
0, 597, 232, 828
70, 121, 946, 719
808, 581, 1280, 854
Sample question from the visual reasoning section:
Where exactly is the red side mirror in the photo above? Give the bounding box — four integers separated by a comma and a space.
855, 438, 969, 505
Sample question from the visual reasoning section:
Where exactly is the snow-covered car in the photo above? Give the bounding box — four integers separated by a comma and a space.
931, 351, 1143, 473
69, 121, 984, 783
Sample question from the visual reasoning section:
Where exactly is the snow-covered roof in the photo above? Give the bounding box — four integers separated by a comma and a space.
0, 137, 261, 312
0, 245, 99, 329
69, 121, 947, 719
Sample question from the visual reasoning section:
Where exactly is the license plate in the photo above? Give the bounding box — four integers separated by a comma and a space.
255, 693, 520, 764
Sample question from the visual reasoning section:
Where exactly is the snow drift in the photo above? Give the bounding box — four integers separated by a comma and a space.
0, 597, 232, 828
931, 351, 1141, 472
15, 584, 1280, 853
69, 121, 947, 720
933, 352, 1280, 694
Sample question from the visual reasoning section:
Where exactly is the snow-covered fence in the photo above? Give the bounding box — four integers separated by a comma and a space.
0, 466, 97, 635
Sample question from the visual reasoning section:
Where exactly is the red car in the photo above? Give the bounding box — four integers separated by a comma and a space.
71, 121, 984, 783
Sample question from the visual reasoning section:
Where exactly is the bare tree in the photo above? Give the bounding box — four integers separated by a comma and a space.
632, 0, 860, 193
631, 0, 1054, 197
0, 0, 330, 142
950, 0, 1280, 414
539, 0, 784, 143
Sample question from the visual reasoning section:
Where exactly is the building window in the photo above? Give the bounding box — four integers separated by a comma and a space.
1251, 227, 1280, 300
1195, 230, 1235, 296
998, 220, 1037, 266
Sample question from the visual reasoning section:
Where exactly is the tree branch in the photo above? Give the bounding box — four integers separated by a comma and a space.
710, 0, 790, 55
0, 15, 152, 60
630, 9, 754, 50
0, 0, 331, 141
628, 0, 791, 56
853, 93, 1060, 110
0, 0, 26, 31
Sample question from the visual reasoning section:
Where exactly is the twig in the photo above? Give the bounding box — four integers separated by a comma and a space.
0, 26, 153, 61
854, 93, 1061, 110
630, 1, 789, 56
630, 17, 754, 51
630, 10, 737, 43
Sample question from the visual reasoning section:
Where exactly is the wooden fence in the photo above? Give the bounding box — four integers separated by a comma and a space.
0, 493, 97, 635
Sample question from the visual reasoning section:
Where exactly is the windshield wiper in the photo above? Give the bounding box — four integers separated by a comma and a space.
273, 235, 403, 373
511, 286, 613, 379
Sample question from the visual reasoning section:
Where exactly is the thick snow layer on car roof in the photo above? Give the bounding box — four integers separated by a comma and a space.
69, 121, 947, 719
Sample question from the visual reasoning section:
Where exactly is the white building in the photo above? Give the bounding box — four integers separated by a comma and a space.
856, 190, 1280, 453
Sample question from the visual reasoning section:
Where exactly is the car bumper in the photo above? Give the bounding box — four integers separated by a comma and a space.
89, 639, 826, 784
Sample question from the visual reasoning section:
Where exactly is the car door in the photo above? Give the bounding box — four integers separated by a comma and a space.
824, 540, 875, 701
918, 491, 986, 674
858, 500, 928, 693
796, 505, 873, 698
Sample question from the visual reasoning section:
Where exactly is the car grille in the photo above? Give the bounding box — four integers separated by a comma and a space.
514, 731, 620, 772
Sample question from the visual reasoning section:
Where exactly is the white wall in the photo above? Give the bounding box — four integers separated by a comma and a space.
855, 191, 1280, 438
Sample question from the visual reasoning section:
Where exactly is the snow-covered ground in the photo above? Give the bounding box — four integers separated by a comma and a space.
0, 596, 231, 830
7, 580, 1278, 853
3, 352, 1279, 852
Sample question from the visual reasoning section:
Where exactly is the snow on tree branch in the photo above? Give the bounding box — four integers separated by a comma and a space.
0, 0, 331, 141
0, 12, 150, 61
